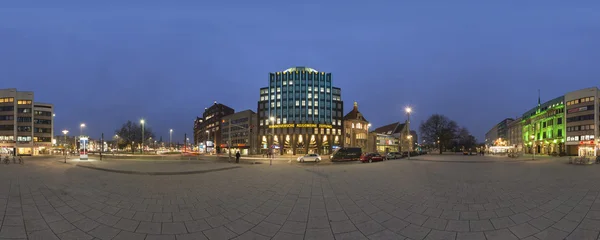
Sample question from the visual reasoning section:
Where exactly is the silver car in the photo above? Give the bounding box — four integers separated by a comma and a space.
297, 154, 321, 163
386, 152, 402, 159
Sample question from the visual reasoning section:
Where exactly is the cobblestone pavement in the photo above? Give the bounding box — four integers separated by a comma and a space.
0, 156, 598, 239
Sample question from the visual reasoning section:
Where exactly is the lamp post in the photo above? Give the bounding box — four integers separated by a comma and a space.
366, 123, 371, 152
205, 130, 210, 154
405, 107, 412, 159
407, 135, 413, 159
169, 129, 173, 151
531, 135, 535, 160
114, 135, 119, 151
62, 130, 69, 162
269, 116, 275, 166
80, 123, 85, 136
140, 119, 145, 154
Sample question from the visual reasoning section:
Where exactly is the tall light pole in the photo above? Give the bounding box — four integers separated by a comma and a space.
169, 129, 173, 151
531, 135, 535, 160
62, 130, 69, 154
114, 134, 119, 151
206, 130, 210, 154
269, 116, 275, 165
366, 123, 371, 152
405, 107, 412, 159
140, 119, 145, 153
80, 123, 85, 136
407, 135, 413, 159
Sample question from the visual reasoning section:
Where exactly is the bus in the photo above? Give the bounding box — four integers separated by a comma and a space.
330, 147, 362, 162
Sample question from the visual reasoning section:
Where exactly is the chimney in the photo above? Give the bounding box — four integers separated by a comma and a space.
353, 101, 358, 111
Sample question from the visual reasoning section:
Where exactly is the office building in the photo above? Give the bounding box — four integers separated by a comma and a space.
221, 110, 257, 155
256, 66, 343, 155
565, 87, 598, 156
507, 117, 523, 151
485, 118, 514, 147
343, 102, 370, 152
0, 88, 54, 156
194, 102, 234, 153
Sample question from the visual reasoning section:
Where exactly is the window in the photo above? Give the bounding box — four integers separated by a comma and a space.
308, 93, 312, 99
0, 125, 13, 131
276, 102, 281, 107
557, 118, 562, 124
308, 101, 312, 106
271, 102, 275, 108
302, 101, 305, 106
17, 136, 32, 142
326, 88, 330, 93
295, 101, 299, 106
314, 94, 318, 99
314, 101, 318, 107
308, 109, 312, 115
17, 117, 31, 122
315, 109, 319, 115
0, 106, 14, 112
0, 97, 14, 103
277, 87, 281, 92
557, 129, 562, 137
17, 100, 32, 105
308, 86, 312, 91
321, 87, 324, 92
0, 136, 14, 141
17, 108, 31, 113
0, 115, 13, 121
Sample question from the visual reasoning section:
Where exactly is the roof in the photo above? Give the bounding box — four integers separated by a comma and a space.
282, 66, 319, 73
521, 96, 564, 119
343, 102, 368, 122
372, 122, 406, 135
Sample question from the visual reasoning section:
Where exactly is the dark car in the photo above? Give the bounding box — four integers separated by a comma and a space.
360, 153, 385, 163
331, 147, 362, 162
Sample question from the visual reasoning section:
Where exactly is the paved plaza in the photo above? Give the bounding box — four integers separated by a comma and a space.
0, 155, 598, 240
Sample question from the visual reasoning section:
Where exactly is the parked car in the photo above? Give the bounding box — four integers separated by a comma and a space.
330, 147, 362, 161
297, 154, 321, 163
386, 152, 402, 159
360, 153, 385, 163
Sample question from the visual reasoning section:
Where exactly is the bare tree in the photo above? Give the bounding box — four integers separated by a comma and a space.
419, 114, 458, 154
115, 121, 155, 152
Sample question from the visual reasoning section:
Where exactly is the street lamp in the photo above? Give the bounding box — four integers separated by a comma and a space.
405, 107, 412, 159
269, 116, 275, 158
80, 123, 85, 136
140, 119, 145, 153
169, 129, 173, 151
407, 135, 413, 159
366, 123, 371, 152
114, 134, 119, 151
206, 130, 210, 154
62, 130, 69, 154
531, 135, 535, 160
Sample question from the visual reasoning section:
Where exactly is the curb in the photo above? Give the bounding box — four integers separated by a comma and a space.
74, 164, 242, 175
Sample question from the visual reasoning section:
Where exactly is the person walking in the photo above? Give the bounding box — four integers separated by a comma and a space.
235, 151, 241, 163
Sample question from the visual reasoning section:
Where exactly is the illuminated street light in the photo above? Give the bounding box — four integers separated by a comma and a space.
169, 129, 173, 150
140, 119, 145, 153
405, 107, 412, 159
80, 123, 85, 136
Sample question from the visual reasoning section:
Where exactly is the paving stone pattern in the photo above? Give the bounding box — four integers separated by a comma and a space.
0, 157, 599, 239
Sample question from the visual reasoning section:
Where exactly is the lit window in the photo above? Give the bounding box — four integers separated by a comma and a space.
308, 87, 312, 91
276, 102, 281, 107
289, 81, 293, 85
260, 120, 264, 126
308, 101, 312, 106
277, 87, 281, 92
271, 102, 275, 107
321, 87, 324, 92
277, 118, 281, 124
308, 109, 312, 115
277, 94, 281, 99
302, 101, 305, 106
314, 101, 319, 107
295, 101, 299, 106
314, 94, 318, 99
283, 81, 287, 85
308, 93, 312, 99
315, 109, 319, 115
271, 88, 275, 93
283, 118, 287, 124
326, 129, 330, 134
338, 120, 341, 125
326, 88, 330, 93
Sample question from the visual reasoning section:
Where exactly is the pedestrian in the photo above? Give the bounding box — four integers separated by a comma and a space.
235, 151, 241, 163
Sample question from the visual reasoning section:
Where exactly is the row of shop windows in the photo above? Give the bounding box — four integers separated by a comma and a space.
262, 128, 342, 135
567, 96, 594, 106
566, 135, 595, 142
567, 124, 595, 132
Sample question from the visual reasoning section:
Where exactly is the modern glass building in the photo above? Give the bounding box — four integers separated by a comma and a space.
256, 67, 343, 155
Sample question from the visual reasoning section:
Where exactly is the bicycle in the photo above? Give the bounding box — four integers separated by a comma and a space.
3, 156, 9, 164
18, 156, 23, 165
12, 156, 16, 164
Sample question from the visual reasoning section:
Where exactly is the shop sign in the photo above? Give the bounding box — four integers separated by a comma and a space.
568, 106, 590, 114
319, 124, 333, 129
269, 123, 330, 129
269, 124, 295, 129
297, 124, 317, 128
580, 140, 595, 145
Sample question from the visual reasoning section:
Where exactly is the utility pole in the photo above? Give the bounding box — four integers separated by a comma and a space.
100, 133, 103, 161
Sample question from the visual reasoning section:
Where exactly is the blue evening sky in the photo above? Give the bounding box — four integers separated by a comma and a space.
1, 1, 599, 142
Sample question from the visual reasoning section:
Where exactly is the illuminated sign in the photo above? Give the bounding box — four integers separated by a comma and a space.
267, 123, 334, 129
568, 106, 591, 114
268, 124, 295, 129
580, 141, 595, 145
297, 124, 317, 128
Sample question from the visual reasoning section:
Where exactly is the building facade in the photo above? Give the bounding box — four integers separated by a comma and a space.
194, 102, 234, 153
256, 66, 343, 155
343, 102, 370, 152
0, 88, 54, 156
221, 110, 257, 155
371, 122, 412, 153
565, 87, 598, 156
521, 96, 565, 155
507, 117, 523, 152
485, 118, 514, 147
367, 133, 398, 153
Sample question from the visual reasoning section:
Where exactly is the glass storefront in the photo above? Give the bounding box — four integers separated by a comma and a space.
17, 147, 32, 156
